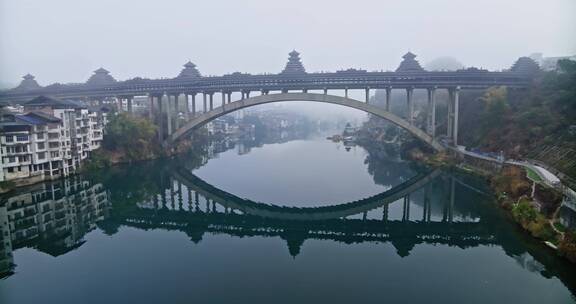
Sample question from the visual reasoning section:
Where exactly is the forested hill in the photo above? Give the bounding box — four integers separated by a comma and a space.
458, 59, 576, 179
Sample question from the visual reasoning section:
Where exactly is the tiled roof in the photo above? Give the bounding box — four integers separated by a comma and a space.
24, 96, 85, 109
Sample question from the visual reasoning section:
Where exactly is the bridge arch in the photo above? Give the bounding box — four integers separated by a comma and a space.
166, 92, 444, 151
172, 167, 442, 221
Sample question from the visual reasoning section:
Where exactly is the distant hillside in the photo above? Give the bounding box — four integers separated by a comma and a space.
458, 59, 576, 179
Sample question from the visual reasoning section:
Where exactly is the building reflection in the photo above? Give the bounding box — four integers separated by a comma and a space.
1, 163, 575, 294
0, 177, 110, 278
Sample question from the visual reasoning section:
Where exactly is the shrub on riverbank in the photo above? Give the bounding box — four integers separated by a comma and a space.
103, 113, 160, 162
558, 231, 576, 263
491, 166, 531, 198
511, 199, 556, 241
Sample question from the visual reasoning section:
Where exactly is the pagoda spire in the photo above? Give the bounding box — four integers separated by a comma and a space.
281, 50, 306, 75
15, 74, 42, 91
396, 52, 425, 72
86, 68, 117, 86
177, 61, 202, 79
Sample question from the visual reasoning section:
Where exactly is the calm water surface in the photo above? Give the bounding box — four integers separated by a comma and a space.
0, 134, 575, 303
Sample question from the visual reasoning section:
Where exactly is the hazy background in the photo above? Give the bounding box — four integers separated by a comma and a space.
1, 0, 575, 86
1, 0, 575, 120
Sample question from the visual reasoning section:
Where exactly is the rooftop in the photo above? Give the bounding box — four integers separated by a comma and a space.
24, 95, 86, 109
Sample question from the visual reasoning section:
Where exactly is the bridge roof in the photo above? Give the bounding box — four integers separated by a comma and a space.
0, 52, 537, 102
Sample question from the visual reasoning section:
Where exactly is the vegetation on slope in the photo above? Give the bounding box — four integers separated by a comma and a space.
459, 59, 576, 179
84, 113, 161, 169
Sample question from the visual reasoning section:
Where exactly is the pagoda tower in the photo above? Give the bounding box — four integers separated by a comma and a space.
15, 74, 42, 91
281, 50, 306, 74
177, 61, 202, 79
86, 68, 117, 86
395, 52, 425, 72
510, 57, 540, 74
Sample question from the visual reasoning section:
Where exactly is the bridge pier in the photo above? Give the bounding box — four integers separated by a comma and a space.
202, 93, 207, 113
402, 195, 411, 221
345, 88, 349, 99
221, 91, 226, 108
453, 87, 460, 146
148, 94, 154, 121
127, 96, 133, 114
166, 93, 173, 136
447, 89, 454, 139
427, 88, 436, 137
365, 88, 370, 103
423, 184, 432, 222
174, 94, 180, 129
191, 93, 196, 117
385, 87, 391, 111
447, 87, 460, 145
382, 204, 389, 222
209, 93, 214, 110
157, 95, 164, 141
449, 177, 455, 222
406, 88, 414, 125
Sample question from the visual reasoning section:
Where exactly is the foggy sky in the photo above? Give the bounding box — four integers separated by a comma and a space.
1, 0, 575, 87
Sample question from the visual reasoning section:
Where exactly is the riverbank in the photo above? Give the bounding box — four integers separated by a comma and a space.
405, 143, 576, 264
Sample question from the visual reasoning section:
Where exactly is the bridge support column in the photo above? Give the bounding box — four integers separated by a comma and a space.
385, 87, 391, 111
148, 94, 154, 121
166, 94, 173, 136
365, 88, 370, 103
345, 88, 349, 99
227, 92, 232, 103
453, 87, 460, 146
209, 93, 214, 111
203, 93, 207, 113
402, 195, 411, 221
172, 94, 180, 130
183, 94, 189, 118
406, 88, 414, 125
221, 92, 226, 108
323, 88, 328, 95
427, 88, 436, 137
157, 95, 164, 141
449, 177, 455, 223
191, 93, 196, 117
116, 97, 123, 112
382, 204, 389, 222
127, 97, 133, 114
447, 89, 454, 138
423, 184, 431, 222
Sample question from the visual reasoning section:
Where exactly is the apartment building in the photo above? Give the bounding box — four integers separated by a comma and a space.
0, 96, 106, 184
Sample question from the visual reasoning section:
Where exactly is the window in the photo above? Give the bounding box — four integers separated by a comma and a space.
16, 135, 29, 142
8, 156, 15, 163
5, 136, 13, 143
7, 167, 13, 173
38, 152, 46, 160
37, 133, 44, 140
37, 142, 45, 150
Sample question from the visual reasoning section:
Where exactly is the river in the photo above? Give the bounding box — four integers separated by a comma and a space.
0, 130, 575, 303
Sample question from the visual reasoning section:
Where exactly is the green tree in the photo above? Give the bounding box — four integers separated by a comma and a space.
103, 113, 159, 161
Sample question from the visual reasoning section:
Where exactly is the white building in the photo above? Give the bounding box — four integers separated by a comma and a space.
0, 96, 106, 185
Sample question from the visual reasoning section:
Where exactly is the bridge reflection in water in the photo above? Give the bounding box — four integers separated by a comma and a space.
1, 166, 575, 294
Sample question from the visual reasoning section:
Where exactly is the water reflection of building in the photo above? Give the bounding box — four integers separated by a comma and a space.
0, 205, 13, 278
0, 177, 110, 277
